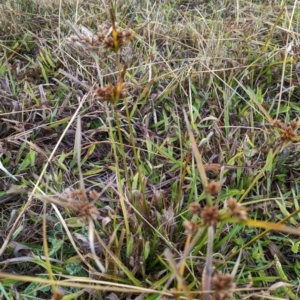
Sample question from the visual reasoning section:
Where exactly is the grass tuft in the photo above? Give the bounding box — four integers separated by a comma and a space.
1, 0, 300, 299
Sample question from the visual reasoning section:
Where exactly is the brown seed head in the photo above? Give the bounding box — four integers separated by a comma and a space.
212, 273, 234, 290
183, 220, 199, 234
205, 181, 221, 195
200, 205, 219, 226
68, 23, 134, 52
103, 28, 134, 51
290, 119, 299, 131
189, 203, 201, 215
95, 83, 127, 103
63, 188, 99, 221
95, 85, 114, 101
272, 119, 282, 128
227, 198, 238, 211
103, 36, 115, 49
78, 201, 99, 221
279, 124, 296, 142
211, 292, 233, 300
211, 273, 235, 300
227, 198, 247, 220
273, 119, 298, 142
89, 189, 101, 202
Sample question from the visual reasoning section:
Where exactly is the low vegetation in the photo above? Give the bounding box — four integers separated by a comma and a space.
1, 0, 300, 299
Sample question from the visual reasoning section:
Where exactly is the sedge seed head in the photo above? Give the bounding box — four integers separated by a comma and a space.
63, 188, 99, 221
94, 83, 127, 103
211, 273, 235, 300
272, 119, 282, 128
200, 205, 219, 226
227, 198, 247, 220
189, 203, 201, 215
212, 273, 234, 290
290, 119, 298, 130
272, 119, 299, 142
205, 180, 221, 195
183, 220, 199, 234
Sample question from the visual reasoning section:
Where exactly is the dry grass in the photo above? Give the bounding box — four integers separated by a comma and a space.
1, 0, 300, 299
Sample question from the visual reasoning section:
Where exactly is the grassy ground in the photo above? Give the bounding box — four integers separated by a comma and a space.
1, 0, 300, 299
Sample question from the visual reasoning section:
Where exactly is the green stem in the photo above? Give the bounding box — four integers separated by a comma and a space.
106, 104, 130, 238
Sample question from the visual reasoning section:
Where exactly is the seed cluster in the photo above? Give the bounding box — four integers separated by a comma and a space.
69, 24, 134, 52
62, 188, 100, 221
94, 83, 127, 103
200, 205, 220, 227
189, 202, 201, 215
205, 180, 221, 195
211, 273, 235, 300
273, 119, 299, 142
183, 220, 199, 234
227, 197, 248, 220
188, 202, 220, 227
